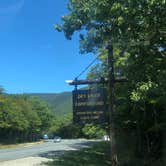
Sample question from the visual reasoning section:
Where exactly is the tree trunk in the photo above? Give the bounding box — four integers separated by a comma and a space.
107, 43, 118, 166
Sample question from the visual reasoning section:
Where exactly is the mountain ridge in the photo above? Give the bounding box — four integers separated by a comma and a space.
30, 91, 72, 116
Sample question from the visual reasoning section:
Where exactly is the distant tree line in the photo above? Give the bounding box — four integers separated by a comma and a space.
0, 93, 54, 143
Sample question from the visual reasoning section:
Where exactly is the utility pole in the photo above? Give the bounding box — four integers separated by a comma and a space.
107, 42, 118, 166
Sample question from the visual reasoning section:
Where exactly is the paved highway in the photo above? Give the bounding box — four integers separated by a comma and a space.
0, 139, 95, 162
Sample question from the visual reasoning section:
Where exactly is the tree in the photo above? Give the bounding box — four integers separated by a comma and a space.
29, 96, 54, 133
0, 93, 55, 143
56, 0, 166, 165
82, 124, 106, 139
0, 86, 5, 94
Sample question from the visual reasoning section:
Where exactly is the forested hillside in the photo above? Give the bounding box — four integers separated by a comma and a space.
30, 92, 72, 116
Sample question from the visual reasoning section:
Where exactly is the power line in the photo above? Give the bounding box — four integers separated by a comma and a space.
75, 55, 100, 79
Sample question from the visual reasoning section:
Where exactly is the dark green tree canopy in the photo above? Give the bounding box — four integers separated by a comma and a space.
56, 0, 166, 55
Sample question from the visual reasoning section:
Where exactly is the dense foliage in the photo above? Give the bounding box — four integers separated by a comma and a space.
82, 124, 106, 139
0, 93, 54, 143
56, 0, 166, 165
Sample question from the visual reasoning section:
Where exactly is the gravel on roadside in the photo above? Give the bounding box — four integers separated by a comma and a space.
0, 157, 52, 166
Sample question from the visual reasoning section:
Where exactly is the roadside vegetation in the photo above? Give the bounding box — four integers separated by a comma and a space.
0, 141, 43, 149
0, 91, 54, 144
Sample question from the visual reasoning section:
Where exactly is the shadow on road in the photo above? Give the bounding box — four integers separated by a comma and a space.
37, 140, 96, 159
37, 141, 111, 166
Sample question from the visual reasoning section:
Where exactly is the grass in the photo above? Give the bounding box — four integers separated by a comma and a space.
45, 141, 111, 166
0, 141, 43, 149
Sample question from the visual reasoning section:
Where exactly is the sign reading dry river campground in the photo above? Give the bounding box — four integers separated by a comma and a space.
72, 88, 107, 124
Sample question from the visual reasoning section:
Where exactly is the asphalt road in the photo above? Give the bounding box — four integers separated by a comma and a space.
0, 139, 94, 162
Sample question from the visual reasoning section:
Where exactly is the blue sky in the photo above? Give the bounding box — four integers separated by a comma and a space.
0, 0, 95, 93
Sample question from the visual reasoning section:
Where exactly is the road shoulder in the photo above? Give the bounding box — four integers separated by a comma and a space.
0, 157, 52, 166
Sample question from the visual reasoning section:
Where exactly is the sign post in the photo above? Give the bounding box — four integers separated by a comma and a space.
107, 42, 118, 166
66, 48, 127, 166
